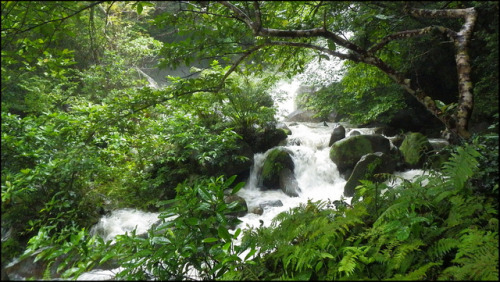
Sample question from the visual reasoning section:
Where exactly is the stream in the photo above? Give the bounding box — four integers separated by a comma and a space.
4, 63, 439, 280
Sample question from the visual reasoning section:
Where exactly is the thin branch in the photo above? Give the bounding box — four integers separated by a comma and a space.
268, 41, 358, 61
218, 1, 254, 30
2, 1, 105, 35
368, 26, 457, 54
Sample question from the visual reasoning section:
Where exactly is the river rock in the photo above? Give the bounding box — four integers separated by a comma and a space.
399, 132, 434, 169
279, 168, 301, 197
328, 125, 346, 146
343, 152, 396, 197
348, 130, 361, 137
253, 127, 288, 153
329, 134, 391, 179
223, 195, 248, 217
259, 200, 283, 209
250, 207, 264, 215
260, 148, 295, 190
277, 122, 292, 135
285, 109, 322, 122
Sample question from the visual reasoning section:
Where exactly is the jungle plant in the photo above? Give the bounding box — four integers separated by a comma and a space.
230, 140, 498, 280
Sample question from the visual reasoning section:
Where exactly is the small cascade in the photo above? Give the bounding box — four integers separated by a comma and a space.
90, 208, 160, 243
235, 121, 349, 230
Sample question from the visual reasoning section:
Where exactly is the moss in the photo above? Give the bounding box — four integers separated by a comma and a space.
261, 148, 294, 189
330, 135, 373, 168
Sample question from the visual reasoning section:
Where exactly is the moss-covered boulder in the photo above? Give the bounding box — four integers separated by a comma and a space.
260, 148, 295, 191
399, 132, 434, 168
254, 128, 288, 153
223, 195, 248, 217
343, 152, 396, 197
329, 134, 391, 178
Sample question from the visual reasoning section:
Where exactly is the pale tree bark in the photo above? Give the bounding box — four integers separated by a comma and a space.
218, 1, 478, 140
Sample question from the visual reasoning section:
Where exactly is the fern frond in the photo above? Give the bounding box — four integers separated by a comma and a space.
427, 237, 459, 259
374, 201, 409, 228
393, 261, 442, 280
442, 145, 480, 190
441, 229, 499, 280
391, 239, 425, 270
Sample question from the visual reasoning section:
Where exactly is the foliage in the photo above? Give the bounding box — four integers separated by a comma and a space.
229, 138, 498, 280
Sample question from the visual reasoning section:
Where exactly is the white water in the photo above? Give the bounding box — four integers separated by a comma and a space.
90, 208, 160, 243
234, 122, 380, 230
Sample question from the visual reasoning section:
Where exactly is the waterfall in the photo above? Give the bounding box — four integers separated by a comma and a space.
235, 122, 350, 230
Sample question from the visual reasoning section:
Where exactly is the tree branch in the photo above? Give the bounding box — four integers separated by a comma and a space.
2, 1, 106, 36
368, 26, 457, 54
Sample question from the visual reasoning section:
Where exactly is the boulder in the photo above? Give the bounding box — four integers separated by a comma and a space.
279, 168, 301, 197
277, 122, 292, 135
348, 130, 361, 137
328, 125, 346, 146
343, 152, 396, 197
223, 195, 248, 217
260, 148, 295, 190
285, 109, 322, 122
254, 128, 288, 153
250, 207, 264, 215
399, 132, 434, 169
259, 200, 283, 209
329, 134, 391, 178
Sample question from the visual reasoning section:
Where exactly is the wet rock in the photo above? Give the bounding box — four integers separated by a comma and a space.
285, 109, 322, 122
328, 125, 346, 146
277, 122, 292, 135
259, 200, 283, 209
250, 207, 264, 215
279, 168, 301, 197
223, 195, 248, 217
343, 152, 396, 197
348, 130, 361, 137
329, 134, 391, 179
260, 148, 295, 190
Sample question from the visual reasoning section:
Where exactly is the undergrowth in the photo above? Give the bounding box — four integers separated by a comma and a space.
225, 139, 498, 280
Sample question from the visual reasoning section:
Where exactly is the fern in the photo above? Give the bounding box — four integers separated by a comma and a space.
427, 237, 459, 259
442, 145, 481, 190
441, 229, 499, 280
393, 261, 442, 280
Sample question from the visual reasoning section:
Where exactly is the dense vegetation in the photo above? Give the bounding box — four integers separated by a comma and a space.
1, 1, 498, 280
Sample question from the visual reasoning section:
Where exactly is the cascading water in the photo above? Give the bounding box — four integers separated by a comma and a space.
236, 122, 354, 229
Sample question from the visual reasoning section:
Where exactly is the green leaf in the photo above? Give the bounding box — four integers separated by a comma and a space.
136, 3, 143, 15
186, 217, 199, 226
244, 248, 257, 260
395, 226, 411, 241
202, 237, 219, 243
320, 252, 334, 259
218, 226, 231, 241
231, 181, 245, 195
233, 228, 241, 239
222, 241, 232, 252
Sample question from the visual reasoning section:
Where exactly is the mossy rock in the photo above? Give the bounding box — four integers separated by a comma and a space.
260, 148, 294, 190
399, 132, 433, 168
344, 152, 395, 197
329, 134, 391, 178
